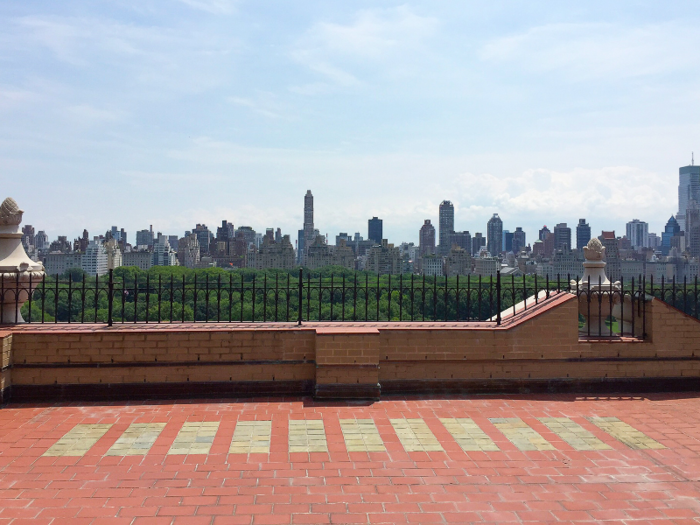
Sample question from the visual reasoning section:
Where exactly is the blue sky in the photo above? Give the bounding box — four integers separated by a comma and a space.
2, 1, 699, 245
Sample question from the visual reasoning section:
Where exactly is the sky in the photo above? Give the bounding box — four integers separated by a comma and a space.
2, 0, 700, 246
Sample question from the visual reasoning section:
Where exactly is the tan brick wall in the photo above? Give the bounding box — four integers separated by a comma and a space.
6, 294, 700, 396
0, 331, 11, 398
315, 366, 379, 385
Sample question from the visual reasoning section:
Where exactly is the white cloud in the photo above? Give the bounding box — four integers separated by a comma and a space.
291, 6, 438, 89
479, 22, 700, 81
227, 95, 283, 119
176, 0, 237, 15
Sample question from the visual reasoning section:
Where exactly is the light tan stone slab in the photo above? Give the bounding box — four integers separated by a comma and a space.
340, 419, 386, 452
229, 421, 272, 454
289, 420, 328, 453
587, 417, 665, 450
106, 423, 166, 456
390, 418, 443, 452
167, 421, 219, 455
440, 418, 499, 451
43, 424, 112, 457
489, 418, 555, 451
538, 417, 611, 451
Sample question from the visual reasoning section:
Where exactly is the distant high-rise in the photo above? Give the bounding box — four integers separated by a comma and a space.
419, 220, 436, 256
368, 217, 383, 245
486, 213, 503, 256
661, 216, 681, 256
553, 223, 572, 251
303, 190, 314, 255
576, 219, 591, 250
448, 231, 471, 252
626, 219, 649, 249
678, 161, 700, 230
538, 226, 550, 242
512, 227, 526, 253
471, 233, 485, 256
438, 201, 455, 255
502, 230, 513, 253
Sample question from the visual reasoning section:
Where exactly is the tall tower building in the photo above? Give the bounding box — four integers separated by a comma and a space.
626, 219, 649, 249
539, 225, 550, 242
368, 217, 383, 244
438, 201, 455, 255
486, 213, 503, 256
512, 227, 526, 253
419, 220, 436, 256
553, 223, 572, 251
678, 159, 700, 231
576, 219, 591, 250
303, 190, 314, 256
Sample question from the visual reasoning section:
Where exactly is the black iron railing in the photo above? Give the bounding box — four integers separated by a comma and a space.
2, 270, 698, 338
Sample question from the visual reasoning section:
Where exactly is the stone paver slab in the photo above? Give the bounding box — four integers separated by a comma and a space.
167, 421, 219, 455
490, 417, 554, 451
440, 417, 499, 451
587, 416, 665, 449
390, 418, 443, 452
289, 419, 328, 453
106, 423, 166, 456
43, 424, 112, 457
230, 420, 272, 454
340, 418, 386, 452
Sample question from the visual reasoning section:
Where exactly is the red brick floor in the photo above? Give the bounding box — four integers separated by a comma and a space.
2, 393, 700, 524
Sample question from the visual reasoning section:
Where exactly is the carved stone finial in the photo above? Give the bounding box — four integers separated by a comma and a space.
583, 237, 605, 262
0, 197, 23, 226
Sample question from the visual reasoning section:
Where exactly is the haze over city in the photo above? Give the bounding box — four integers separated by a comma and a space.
1, 1, 699, 242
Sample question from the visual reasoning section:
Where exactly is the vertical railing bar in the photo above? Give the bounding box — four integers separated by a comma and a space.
158, 274, 162, 324
365, 273, 369, 322
229, 273, 233, 323
297, 268, 303, 325
170, 274, 174, 323
182, 274, 186, 323
54, 274, 59, 324
205, 274, 209, 323
67, 273, 72, 323
41, 275, 46, 323
107, 269, 114, 327
133, 274, 138, 323
252, 275, 256, 322
496, 271, 501, 326
145, 274, 150, 324
27, 272, 33, 323
422, 274, 426, 322
193, 274, 198, 323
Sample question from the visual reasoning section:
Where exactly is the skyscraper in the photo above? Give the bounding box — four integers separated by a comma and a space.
419, 220, 436, 256
512, 227, 526, 253
438, 201, 455, 255
539, 226, 551, 242
368, 217, 383, 244
661, 216, 681, 256
576, 219, 591, 250
553, 223, 572, 251
486, 213, 503, 256
626, 219, 649, 249
678, 161, 700, 231
303, 190, 314, 255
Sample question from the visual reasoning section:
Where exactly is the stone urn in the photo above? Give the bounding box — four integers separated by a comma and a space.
570, 238, 621, 336
0, 198, 45, 323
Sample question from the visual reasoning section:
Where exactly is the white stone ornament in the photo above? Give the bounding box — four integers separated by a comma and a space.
0, 198, 45, 323
571, 237, 621, 336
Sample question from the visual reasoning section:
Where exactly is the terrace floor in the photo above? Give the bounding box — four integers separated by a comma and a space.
2, 394, 700, 524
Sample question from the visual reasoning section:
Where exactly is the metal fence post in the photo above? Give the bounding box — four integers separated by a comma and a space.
496, 270, 501, 325
107, 269, 114, 327
297, 268, 303, 326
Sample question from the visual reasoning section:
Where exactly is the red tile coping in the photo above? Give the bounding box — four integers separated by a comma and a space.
3, 292, 576, 334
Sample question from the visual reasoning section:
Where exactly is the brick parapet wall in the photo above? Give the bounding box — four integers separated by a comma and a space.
0, 331, 11, 403
3, 293, 700, 402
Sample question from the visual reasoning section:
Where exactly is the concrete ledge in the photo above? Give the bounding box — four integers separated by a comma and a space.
10, 380, 314, 402
314, 382, 381, 400
382, 377, 700, 395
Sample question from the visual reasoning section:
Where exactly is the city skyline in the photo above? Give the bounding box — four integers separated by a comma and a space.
2, 1, 699, 243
